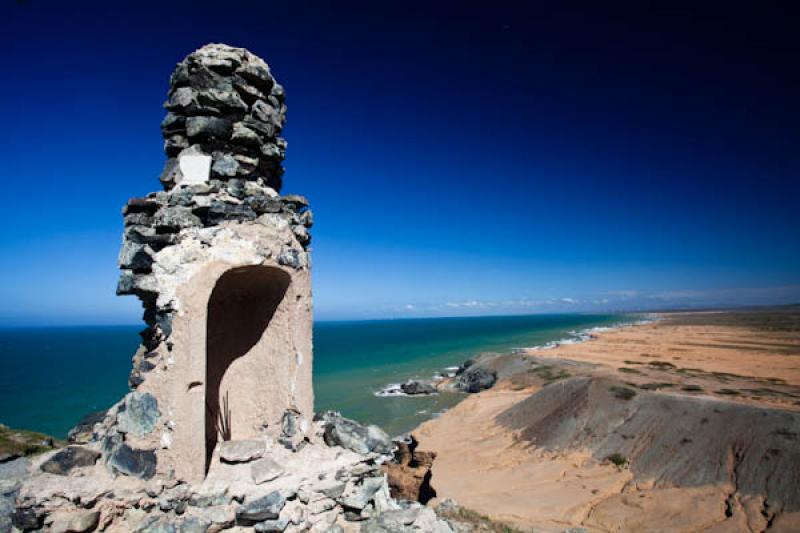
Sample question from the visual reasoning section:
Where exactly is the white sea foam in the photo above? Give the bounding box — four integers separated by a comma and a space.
376, 315, 659, 399
374, 383, 406, 397
524, 315, 658, 352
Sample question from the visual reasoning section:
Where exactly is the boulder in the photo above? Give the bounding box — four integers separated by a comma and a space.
218, 439, 265, 463
211, 153, 240, 178
107, 443, 157, 479
177, 516, 210, 533
281, 195, 310, 211
67, 410, 107, 444
455, 359, 475, 375
140, 517, 178, 533
12, 506, 43, 531
118, 241, 153, 271
246, 195, 282, 214
159, 158, 183, 189
124, 197, 161, 215
277, 248, 301, 269
231, 122, 262, 147
160, 113, 186, 134
337, 476, 385, 510
117, 392, 160, 436
206, 201, 257, 223
251, 100, 281, 129
185, 116, 233, 141
313, 479, 346, 499
153, 206, 202, 232
236, 491, 286, 525
165, 134, 190, 156
251, 457, 284, 484
376, 508, 421, 529
196, 87, 247, 113
39, 446, 100, 476
317, 412, 393, 456
50, 510, 100, 533
237, 62, 274, 92
455, 366, 497, 393
0, 457, 29, 481
400, 381, 437, 396
254, 518, 288, 532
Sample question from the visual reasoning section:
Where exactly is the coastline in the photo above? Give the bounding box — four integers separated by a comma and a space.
375, 314, 654, 400
411, 308, 800, 531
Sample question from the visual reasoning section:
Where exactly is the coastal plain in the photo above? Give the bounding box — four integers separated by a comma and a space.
415, 308, 800, 532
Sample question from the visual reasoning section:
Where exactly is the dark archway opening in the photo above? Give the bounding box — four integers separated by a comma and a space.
205, 266, 290, 473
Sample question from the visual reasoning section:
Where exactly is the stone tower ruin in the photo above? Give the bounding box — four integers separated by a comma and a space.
112, 44, 314, 483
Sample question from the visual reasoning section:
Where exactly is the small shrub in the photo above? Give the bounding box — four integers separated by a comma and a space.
647, 361, 676, 370
638, 382, 675, 390
618, 367, 642, 374
717, 388, 741, 396
437, 503, 527, 533
610, 386, 636, 400
606, 453, 628, 466
681, 384, 703, 392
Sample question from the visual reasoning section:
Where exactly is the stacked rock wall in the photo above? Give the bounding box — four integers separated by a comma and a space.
110, 44, 315, 484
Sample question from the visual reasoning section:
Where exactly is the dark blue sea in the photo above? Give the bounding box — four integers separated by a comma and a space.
0, 314, 628, 438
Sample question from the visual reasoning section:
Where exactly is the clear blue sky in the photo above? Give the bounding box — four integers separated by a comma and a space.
1, 1, 798, 325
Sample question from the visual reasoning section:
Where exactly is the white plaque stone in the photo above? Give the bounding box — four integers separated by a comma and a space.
178, 154, 211, 185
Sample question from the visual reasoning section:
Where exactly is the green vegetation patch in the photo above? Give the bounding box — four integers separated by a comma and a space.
610, 386, 637, 400
647, 361, 677, 370
0, 424, 62, 459
638, 382, 675, 390
716, 388, 742, 396
606, 453, 628, 467
436, 503, 527, 533
618, 367, 642, 374
710, 371, 744, 382
528, 365, 571, 383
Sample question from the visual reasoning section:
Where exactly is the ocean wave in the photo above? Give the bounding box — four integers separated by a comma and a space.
374, 383, 406, 397
524, 315, 658, 352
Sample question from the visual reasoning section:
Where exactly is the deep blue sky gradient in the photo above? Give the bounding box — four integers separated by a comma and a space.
1, 1, 799, 324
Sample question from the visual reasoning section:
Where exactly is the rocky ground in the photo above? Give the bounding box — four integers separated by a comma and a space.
1, 409, 471, 533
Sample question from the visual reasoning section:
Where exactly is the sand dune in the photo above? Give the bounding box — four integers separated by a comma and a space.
415, 309, 800, 532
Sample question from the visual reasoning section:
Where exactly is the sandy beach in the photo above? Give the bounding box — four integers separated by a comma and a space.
414, 308, 800, 532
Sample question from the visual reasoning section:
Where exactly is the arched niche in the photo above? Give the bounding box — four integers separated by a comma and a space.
204, 265, 291, 472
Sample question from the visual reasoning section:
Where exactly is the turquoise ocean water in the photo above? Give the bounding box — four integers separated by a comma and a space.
0, 313, 627, 438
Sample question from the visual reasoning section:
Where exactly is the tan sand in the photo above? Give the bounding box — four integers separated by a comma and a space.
415, 310, 800, 532
527, 313, 800, 411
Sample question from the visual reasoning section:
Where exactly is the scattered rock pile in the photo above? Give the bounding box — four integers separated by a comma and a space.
6, 414, 454, 532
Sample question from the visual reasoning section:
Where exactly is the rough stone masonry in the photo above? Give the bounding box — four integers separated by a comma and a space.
114, 42, 315, 485
1, 43, 456, 533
